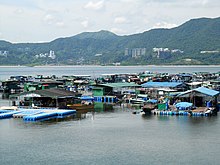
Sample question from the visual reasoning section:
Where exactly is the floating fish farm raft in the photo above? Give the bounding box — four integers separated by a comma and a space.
0, 108, 76, 122
152, 110, 213, 116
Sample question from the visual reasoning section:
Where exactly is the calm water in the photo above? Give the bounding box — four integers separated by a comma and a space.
1, 108, 220, 165
0, 65, 220, 80
1, 66, 220, 165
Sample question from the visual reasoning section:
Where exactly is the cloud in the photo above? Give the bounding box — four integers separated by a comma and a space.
81, 20, 89, 28
114, 17, 129, 24
0, 0, 38, 9
110, 28, 126, 34
1, 0, 220, 43
202, 0, 209, 5
120, 0, 142, 2
43, 14, 55, 25
152, 22, 177, 29
84, 1, 105, 10
55, 21, 65, 28
43, 13, 65, 28
14, 8, 24, 14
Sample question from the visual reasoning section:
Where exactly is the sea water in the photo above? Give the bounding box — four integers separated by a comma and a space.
0, 65, 219, 80
0, 108, 220, 165
0, 66, 220, 165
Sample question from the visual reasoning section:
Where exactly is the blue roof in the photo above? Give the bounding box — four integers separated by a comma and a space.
141, 82, 183, 88
175, 102, 193, 108
177, 87, 219, 97
147, 99, 158, 104
194, 87, 219, 97
176, 73, 192, 77
99, 82, 140, 88
80, 96, 94, 100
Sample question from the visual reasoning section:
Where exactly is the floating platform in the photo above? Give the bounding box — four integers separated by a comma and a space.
0, 106, 18, 114
0, 108, 76, 121
55, 110, 76, 116
0, 106, 17, 111
23, 109, 76, 121
13, 110, 42, 118
23, 112, 58, 121
0, 111, 20, 119
0, 110, 13, 114
153, 110, 211, 116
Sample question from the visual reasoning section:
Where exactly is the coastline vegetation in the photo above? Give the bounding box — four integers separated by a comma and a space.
0, 17, 220, 66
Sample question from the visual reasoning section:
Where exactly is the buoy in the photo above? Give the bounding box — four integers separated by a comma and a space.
184, 112, 188, 116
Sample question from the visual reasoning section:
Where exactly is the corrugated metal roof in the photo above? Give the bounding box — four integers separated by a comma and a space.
141, 82, 183, 88
177, 87, 219, 97
98, 82, 141, 88
194, 87, 219, 96
176, 73, 192, 77
10, 88, 77, 98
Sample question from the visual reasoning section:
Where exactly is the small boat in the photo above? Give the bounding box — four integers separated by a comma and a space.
127, 94, 148, 104
67, 96, 94, 111
67, 103, 94, 111
204, 107, 218, 116
128, 98, 146, 104
142, 99, 158, 114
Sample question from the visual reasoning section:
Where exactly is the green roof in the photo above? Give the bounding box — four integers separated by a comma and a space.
97, 82, 141, 88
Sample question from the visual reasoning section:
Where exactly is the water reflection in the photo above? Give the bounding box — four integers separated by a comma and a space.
141, 114, 153, 120
155, 115, 172, 121
0, 93, 11, 106
187, 115, 218, 125
94, 102, 114, 112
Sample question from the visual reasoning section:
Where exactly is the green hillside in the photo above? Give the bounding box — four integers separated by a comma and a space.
0, 17, 219, 65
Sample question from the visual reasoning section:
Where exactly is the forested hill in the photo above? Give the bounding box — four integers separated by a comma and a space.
0, 17, 220, 66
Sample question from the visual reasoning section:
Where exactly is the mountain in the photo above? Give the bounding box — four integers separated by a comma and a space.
74, 30, 119, 40
0, 17, 220, 66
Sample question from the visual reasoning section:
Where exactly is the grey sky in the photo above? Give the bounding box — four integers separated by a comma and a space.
0, 0, 219, 43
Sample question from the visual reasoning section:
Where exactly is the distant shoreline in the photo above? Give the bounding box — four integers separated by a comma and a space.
0, 65, 28, 67
0, 65, 220, 68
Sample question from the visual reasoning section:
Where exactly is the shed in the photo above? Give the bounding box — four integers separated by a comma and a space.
10, 88, 79, 108
140, 82, 186, 99
177, 87, 219, 98
176, 87, 219, 107
92, 82, 141, 97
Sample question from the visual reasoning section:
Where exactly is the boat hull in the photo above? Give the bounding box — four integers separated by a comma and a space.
67, 104, 94, 111
142, 108, 153, 114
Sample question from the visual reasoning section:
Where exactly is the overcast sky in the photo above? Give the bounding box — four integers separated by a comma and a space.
0, 0, 219, 43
